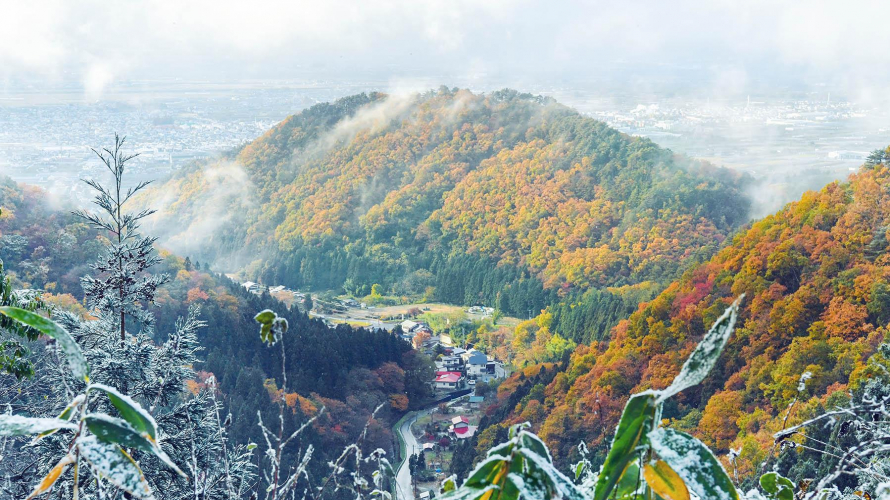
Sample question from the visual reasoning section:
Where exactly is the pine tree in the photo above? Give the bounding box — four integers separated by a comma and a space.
73, 134, 170, 343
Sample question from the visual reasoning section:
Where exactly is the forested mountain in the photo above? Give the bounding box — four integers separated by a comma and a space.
141, 88, 751, 315
470, 149, 890, 487
0, 175, 432, 494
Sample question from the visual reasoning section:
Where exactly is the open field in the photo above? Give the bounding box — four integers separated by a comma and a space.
312, 300, 522, 330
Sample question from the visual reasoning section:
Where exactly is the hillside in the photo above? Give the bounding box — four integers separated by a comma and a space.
473, 150, 890, 483
141, 88, 751, 315
0, 176, 431, 482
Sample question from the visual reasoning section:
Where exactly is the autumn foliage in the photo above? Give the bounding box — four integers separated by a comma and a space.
502, 160, 890, 477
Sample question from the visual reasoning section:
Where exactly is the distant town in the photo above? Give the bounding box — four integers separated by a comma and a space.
2, 80, 888, 217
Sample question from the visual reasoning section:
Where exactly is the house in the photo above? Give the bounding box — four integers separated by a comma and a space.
449, 416, 476, 439
441, 355, 462, 371
434, 371, 466, 390
439, 333, 454, 346
241, 281, 263, 295
461, 349, 488, 378
268, 285, 286, 294
468, 396, 484, 408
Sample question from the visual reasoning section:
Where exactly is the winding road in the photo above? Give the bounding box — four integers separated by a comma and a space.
395, 409, 432, 500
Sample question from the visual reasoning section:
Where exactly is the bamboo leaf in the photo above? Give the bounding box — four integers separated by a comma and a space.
659, 296, 743, 401
35, 395, 85, 442
592, 392, 658, 500
643, 460, 690, 500
89, 383, 158, 440
0, 414, 77, 436
25, 453, 75, 500
78, 435, 155, 499
84, 414, 186, 478
0, 307, 89, 382
647, 428, 739, 500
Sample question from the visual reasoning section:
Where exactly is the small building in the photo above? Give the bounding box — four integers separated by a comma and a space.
241, 281, 263, 294
434, 372, 466, 390
462, 349, 489, 378
468, 396, 484, 408
449, 416, 476, 439
442, 355, 463, 371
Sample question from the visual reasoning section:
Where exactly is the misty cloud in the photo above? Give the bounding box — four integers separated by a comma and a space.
2, 1, 890, 93
143, 160, 255, 258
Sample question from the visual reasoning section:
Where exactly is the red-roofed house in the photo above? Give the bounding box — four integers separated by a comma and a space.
449, 416, 476, 438
434, 371, 466, 390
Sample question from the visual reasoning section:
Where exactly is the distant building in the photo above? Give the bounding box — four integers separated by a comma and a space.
449, 416, 476, 439
241, 281, 263, 295
461, 349, 489, 378
434, 371, 466, 390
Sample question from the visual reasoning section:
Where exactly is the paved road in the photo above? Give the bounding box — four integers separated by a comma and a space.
395, 409, 432, 500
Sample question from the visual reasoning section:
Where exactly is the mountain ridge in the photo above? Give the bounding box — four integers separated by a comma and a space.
140, 88, 752, 313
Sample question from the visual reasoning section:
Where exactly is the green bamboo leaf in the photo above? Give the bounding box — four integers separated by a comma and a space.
0, 414, 77, 436
760, 472, 794, 500
254, 310, 276, 324
86, 414, 155, 450
89, 383, 158, 440
78, 435, 155, 499
464, 456, 507, 488
592, 392, 658, 500
0, 307, 89, 382
659, 296, 743, 401
648, 427, 739, 500
519, 430, 552, 463
84, 414, 186, 477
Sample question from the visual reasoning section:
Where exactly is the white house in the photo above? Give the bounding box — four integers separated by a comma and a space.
434, 371, 466, 390
461, 349, 488, 378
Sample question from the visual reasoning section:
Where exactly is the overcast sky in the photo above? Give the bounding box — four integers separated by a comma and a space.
2, 0, 889, 97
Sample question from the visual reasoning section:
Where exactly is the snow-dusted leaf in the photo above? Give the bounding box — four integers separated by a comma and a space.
439, 483, 501, 500
78, 434, 155, 499
643, 460, 690, 500
647, 427, 739, 500
25, 453, 75, 500
519, 431, 553, 464
505, 471, 547, 500
518, 447, 588, 500
255, 309, 287, 345
592, 392, 658, 500
441, 475, 459, 493
35, 395, 85, 442
0, 414, 77, 436
89, 383, 158, 440
0, 306, 90, 382
86, 414, 170, 470
464, 455, 507, 488
254, 310, 276, 323
759, 472, 794, 500
612, 460, 641, 500
659, 296, 743, 402
84, 414, 186, 477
